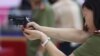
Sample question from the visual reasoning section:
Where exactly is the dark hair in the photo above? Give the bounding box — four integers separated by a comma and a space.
19, 0, 31, 10
48, 0, 57, 4
83, 0, 100, 30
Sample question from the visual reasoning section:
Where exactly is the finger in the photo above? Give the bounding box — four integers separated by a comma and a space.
23, 32, 30, 38
26, 22, 34, 28
23, 32, 33, 40
24, 29, 33, 34
26, 22, 38, 29
22, 26, 32, 31
23, 31, 40, 40
24, 29, 44, 36
27, 27, 34, 30
23, 29, 40, 34
24, 27, 33, 30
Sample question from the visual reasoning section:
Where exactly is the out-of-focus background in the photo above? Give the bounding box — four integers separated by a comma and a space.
0, 0, 84, 56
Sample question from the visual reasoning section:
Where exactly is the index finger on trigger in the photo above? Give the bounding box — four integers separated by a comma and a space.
26, 22, 33, 28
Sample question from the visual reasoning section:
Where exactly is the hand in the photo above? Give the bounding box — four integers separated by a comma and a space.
26, 22, 41, 30
23, 29, 48, 41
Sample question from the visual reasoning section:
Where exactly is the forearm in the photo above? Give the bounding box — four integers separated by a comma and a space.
37, 26, 90, 43
46, 41, 66, 56
41, 37, 66, 56
35, 46, 45, 56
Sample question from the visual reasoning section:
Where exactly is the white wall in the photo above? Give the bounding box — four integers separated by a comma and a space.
76, 0, 85, 5
0, 0, 22, 7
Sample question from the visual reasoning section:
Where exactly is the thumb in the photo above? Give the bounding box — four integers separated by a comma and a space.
26, 22, 39, 29
24, 29, 41, 34
24, 29, 33, 34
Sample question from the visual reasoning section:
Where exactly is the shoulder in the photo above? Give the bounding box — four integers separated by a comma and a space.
52, 0, 80, 14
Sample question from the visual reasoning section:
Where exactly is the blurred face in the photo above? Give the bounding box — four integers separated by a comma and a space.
29, 0, 42, 10
82, 6, 96, 33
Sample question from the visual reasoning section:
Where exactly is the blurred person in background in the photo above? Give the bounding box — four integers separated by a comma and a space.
28, 0, 55, 56
52, 0, 83, 55
23, 0, 100, 56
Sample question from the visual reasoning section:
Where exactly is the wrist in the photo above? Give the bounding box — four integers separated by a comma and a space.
41, 36, 50, 47
41, 35, 49, 42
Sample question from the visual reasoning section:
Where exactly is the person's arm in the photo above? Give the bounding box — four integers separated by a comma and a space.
37, 26, 90, 44
26, 22, 90, 43
35, 46, 45, 56
23, 29, 66, 56
41, 36, 66, 56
